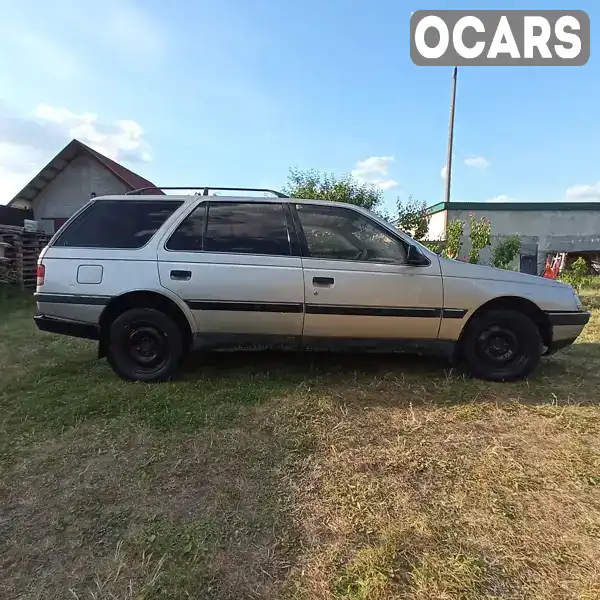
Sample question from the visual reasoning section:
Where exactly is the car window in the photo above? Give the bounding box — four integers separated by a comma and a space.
204, 202, 291, 256
296, 204, 407, 263
166, 203, 207, 251
54, 200, 183, 249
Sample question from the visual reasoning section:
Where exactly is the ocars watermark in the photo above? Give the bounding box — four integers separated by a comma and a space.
410, 10, 590, 66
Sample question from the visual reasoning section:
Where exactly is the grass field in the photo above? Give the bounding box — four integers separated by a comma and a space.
2, 289, 600, 599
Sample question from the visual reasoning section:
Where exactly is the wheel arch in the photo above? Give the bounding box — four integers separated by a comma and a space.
98, 290, 194, 358
458, 295, 552, 350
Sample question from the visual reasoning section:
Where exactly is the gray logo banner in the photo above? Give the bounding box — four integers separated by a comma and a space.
410, 10, 590, 66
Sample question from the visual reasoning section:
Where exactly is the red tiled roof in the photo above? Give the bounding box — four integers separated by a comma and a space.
81, 142, 161, 193
8, 138, 162, 206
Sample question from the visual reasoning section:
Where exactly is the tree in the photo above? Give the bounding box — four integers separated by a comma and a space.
283, 168, 383, 211
396, 195, 428, 241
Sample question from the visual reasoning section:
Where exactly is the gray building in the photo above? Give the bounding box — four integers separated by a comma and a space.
426, 200, 600, 274
7, 139, 160, 234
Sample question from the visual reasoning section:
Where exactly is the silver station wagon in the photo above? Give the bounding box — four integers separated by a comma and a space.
34, 187, 590, 382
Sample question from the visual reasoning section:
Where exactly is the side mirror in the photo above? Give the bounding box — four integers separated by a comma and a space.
406, 244, 429, 266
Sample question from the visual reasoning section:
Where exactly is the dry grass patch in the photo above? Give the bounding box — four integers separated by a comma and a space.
285, 380, 600, 599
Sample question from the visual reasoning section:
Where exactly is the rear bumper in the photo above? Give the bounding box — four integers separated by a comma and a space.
34, 315, 99, 341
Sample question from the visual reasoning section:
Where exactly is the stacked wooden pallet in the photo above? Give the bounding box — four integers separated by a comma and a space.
0, 225, 51, 289
21, 233, 50, 288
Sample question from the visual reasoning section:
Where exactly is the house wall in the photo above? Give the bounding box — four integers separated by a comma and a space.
426, 210, 447, 241
33, 155, 129, 233
448, 208, 600, 273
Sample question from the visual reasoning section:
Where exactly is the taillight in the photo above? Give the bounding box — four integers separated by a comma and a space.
36, 264, 45, 287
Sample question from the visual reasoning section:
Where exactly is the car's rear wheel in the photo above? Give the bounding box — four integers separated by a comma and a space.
106, 308, 185, 382
461, 308, 542, 382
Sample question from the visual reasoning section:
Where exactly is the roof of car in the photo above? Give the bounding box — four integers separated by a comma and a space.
95, 194, 363, 211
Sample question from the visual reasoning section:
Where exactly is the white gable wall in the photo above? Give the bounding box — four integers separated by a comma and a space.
33, 155, 130, 233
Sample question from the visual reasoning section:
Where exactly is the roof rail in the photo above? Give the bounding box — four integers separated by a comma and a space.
125, 186, 288, 198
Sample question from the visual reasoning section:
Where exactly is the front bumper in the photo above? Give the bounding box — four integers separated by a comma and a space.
544, 311, 591, 354
34, 315, 100, 341
545, 311, 591, 327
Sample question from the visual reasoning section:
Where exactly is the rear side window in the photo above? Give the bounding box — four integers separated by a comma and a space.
205, 202, 291, 255
166, 201, 291, 256
54, 200, 183, 249
166, 203, 207, 251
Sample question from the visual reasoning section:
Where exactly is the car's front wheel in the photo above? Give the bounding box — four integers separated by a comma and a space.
461, 308, 543, 382
106, 308, 185, 382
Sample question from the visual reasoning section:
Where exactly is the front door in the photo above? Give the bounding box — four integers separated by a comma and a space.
157, 199, 305, 341
293, 203, 443, 341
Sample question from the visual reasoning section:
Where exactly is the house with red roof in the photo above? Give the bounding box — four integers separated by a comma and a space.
6, 139, 161, 234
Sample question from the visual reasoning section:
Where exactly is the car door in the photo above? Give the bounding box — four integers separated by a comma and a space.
157, 199, 305, 342
293, 203, 443, 341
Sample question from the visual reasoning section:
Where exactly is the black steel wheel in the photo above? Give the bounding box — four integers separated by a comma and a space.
106, 308, 184, 382
461, 309, 542, 382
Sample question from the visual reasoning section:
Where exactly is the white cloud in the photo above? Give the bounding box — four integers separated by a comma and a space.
0, 103, 152, 203
487, 194, 519, 203
566, 181, 600, 201
371, 178, 400, 191
464, 155, 490, 169
32, 104, 152, 162
351, 156, 399, 190
440, 165, 447, 180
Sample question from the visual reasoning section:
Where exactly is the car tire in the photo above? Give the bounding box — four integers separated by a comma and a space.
461, 308, 543, 382
106, 308, 185, 382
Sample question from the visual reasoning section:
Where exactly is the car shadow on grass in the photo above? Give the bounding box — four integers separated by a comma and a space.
6, 340, 599, 442
178, 343, 600, 408
181, 348, 455, 380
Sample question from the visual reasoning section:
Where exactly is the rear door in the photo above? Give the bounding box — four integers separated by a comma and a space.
293, 203, 443, 341
157, 199, 305, 340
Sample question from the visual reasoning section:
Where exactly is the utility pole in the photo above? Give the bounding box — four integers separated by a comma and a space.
444, 66, 458, 204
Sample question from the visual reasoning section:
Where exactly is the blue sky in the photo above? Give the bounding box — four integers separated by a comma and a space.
1, 0, 599, 215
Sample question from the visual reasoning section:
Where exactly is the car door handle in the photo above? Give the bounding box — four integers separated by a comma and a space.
170, 269, 191, 281
313, 276, 334, 286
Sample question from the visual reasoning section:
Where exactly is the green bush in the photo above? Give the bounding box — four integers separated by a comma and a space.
468, 214, 491, 264
491, 236, 521, 270
559, 257, 590, 291
441, 219, 464, 260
